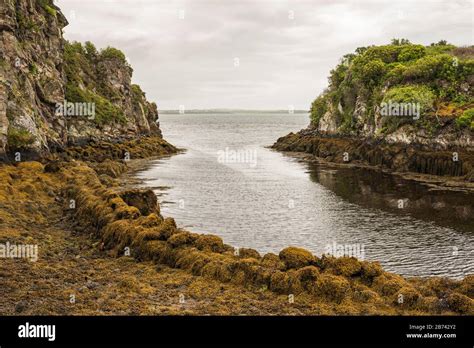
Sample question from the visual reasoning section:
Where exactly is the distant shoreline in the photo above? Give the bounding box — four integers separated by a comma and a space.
160, 109, 310, 114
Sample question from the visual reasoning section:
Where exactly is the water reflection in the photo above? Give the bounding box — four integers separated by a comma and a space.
307, 163, 474, 233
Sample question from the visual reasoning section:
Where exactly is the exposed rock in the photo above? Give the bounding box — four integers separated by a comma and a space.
0, 0, 164, 160
273, 131, 474, 180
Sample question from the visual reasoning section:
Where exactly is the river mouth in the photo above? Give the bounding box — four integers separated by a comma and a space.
134, 112, 473, 279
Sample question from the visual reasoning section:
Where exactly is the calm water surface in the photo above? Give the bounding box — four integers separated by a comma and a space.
135, 113, 474, 278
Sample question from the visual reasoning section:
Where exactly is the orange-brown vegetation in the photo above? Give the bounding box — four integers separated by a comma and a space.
0, 137, 472, 315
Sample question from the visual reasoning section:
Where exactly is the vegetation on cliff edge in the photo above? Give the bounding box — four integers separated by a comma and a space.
310, 40, 474, 132
63, 41, 134, 126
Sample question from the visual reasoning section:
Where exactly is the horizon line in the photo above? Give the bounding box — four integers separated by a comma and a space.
160, 108, 310, 112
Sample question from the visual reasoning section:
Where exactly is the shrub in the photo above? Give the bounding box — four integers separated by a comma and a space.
391, 38, 411, 46
7, 128, 35, 150
383, 85, 435, 113
310, 94, 328, 126
456, 108, 474, 129
65, 84, 126, 125
399, 45, 426, 61
39, 0, 56, 17
403, 54, 457, 81
100, 47, 128, 65
28, 63, 38, 75
356, 45, 402, 64
308, 41, 473, 135
360, 59, 387, 86
63, 42, 89, 85
131, 84, 144, 105
44, 5, 57, 17
16, 12, 39, 32
84, 41, 98, 60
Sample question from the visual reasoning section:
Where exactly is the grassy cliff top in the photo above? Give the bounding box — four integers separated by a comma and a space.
310, 40, 474, 132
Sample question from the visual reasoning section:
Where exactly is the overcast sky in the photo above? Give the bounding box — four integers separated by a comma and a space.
56, 0, 473, 110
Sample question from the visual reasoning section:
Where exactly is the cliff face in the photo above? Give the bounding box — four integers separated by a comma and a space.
307, 41, 474, 150
0, 0, 161, 160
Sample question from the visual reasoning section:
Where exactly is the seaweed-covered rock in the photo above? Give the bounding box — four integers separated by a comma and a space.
372, 274, 406, 296
315, 274, 351, 303
44, 161, 62, 173
238, 248, 261, 260
279, 247, 315, 270
446, 293, 474, 314
269, 271, 291, 294
92, 160, 127, 178
360, 261, 383, 282
296, 265, 320, 281
119, 189, 159, 216
168, 231, 198, 248
137, 213, 163, 228
261, 253, 285, 270
458, 275, 474, 298
295, 266, 320, 293
195, 234, 226, 253
322, 256, 362, 277
353, 285, 380, 304
394, 287, 422, 308
154, 217, 177, 240
231, 258, 268, 286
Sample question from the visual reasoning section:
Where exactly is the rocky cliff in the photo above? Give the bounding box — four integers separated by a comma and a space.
0, 0, 162, 160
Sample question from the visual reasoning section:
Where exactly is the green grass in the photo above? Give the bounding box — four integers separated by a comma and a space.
7, 128, 35, 150
65, 84, 126, 126
39, 0, 57, 17
28, 63, 38, 75
456, 108, 474, 130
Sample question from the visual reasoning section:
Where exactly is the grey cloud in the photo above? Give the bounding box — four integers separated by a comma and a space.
57, 0, 473, 110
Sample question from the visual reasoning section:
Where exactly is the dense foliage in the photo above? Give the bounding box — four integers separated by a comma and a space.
456, 108, 474, 129
63, 41, 132, 126
310, 40, 474, 132
7, 128, 35, 150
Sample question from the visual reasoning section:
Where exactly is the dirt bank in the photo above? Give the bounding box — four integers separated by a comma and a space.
0, 136, 472, 315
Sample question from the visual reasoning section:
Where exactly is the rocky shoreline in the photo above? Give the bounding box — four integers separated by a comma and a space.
1, 136, 473, 315
273, 129, 474, 190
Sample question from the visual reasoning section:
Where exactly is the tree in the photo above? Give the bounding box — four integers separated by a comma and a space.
391, 38, 411, 46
